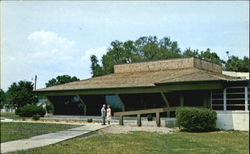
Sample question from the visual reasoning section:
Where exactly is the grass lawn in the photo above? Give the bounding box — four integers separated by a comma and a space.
1, 122, 80, 143
1, 112, 23, 120
13, 131, 248, 154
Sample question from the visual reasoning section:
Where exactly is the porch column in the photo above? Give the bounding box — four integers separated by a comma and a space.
223, 88, 227, 111
77, 95, 87, 115
119, 115, 124, 125
245, 87, 248, 111
137, 114, 141, 126
156, 112, 161, 127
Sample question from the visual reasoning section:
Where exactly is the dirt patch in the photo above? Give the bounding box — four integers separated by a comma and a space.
98, 125, 176, 134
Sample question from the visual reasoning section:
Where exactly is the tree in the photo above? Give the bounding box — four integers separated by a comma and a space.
90, 36, 249, 77
90, 55, 104, 77
91, 36, 182, 76
45, 75, 80, 87
183, 48, 225, 64
225, 56, 249, 72
7, 81, 38, 108
183, 48, 199, 58
0, 89, 5, 109
198, 48, 225, 64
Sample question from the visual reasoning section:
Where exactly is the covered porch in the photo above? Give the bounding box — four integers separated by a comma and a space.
38, 80, 223, 116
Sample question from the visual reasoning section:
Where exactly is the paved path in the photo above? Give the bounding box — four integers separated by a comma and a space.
1, 124, 108, 153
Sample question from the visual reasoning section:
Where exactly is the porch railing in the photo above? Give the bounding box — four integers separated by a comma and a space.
114, 106, 204, 127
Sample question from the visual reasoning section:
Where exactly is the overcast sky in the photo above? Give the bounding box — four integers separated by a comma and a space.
1, 1, 249, 91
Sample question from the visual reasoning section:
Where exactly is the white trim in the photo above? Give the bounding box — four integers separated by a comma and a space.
245, 87, 248, 111
223, 88, 227, 111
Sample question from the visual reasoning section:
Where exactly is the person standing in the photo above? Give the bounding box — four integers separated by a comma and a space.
101, 104, 106, 125
106, 105, 112, 125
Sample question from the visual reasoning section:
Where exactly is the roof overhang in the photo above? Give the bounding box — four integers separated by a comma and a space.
224, 80, 249, 87
34, 80, 228, 96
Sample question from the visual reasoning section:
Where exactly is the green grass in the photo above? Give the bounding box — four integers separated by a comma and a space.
1, 112, 23, 120
1, 122, 79, 143
13, 131, 248, 154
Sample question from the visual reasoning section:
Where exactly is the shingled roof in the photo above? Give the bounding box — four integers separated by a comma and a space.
36, 57, 240, 92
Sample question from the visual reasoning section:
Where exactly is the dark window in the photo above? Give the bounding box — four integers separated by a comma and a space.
211, 87, 247, 111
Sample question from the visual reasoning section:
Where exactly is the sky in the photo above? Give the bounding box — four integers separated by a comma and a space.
1, 1, 249, 91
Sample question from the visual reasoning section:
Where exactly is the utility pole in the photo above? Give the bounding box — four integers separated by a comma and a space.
34, 75, 37, 90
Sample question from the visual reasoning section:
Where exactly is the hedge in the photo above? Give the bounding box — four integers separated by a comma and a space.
176, 107, 217, 132
16, 105, 46, 117
32, 114, 41, 120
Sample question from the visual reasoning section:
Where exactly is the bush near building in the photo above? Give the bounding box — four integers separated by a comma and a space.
15, 105, 46, 117
176, 107, 217, 132
32, 114, 41, 120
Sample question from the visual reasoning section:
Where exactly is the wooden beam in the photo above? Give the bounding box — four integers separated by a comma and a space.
115, 94, 125, 111
160, 92, 170, 117
114, 106, 205, 116
77, 95, 87, 115
160, 92, 169, 107
114, 107, 175, 116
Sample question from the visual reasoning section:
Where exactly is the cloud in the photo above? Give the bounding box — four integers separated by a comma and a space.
25, 30, 77, 66
2, 31, 81, 90
3, 30, 108, 90
82, 46, 108, 61
27, 30, 74, 49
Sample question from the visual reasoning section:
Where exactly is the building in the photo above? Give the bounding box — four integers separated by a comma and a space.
35, 57, 249, 130
222, 71, 249, 79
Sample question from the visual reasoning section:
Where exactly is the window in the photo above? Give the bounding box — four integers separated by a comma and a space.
211, 87, 249, 111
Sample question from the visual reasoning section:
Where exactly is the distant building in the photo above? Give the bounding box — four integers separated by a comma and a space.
1, 105, 16, 113
35, 57, 249, 130
223, 71, 249, 79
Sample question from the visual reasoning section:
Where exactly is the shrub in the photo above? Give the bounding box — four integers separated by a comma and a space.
87, 118, 93, 123
15, 105, 46, 117
176, 107, 217, 132
147, 114, 153, 121
32, 114, 41, 120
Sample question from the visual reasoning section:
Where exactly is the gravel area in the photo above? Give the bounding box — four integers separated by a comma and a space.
99, 124, 175, 134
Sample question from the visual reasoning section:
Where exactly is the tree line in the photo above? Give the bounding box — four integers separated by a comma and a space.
0, 36, 249, 110
90, 36, 249, 77
0, 75, 79, 110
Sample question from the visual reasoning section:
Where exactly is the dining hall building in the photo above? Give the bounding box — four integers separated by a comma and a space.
35, 57, 249, 130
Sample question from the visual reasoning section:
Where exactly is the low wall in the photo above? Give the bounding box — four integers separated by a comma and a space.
216, 111, 249, 131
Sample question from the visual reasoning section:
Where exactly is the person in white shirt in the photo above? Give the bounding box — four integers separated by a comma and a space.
106, 105, 112, 125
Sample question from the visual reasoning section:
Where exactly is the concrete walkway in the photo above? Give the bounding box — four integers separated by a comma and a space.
1, 124, 108, 153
